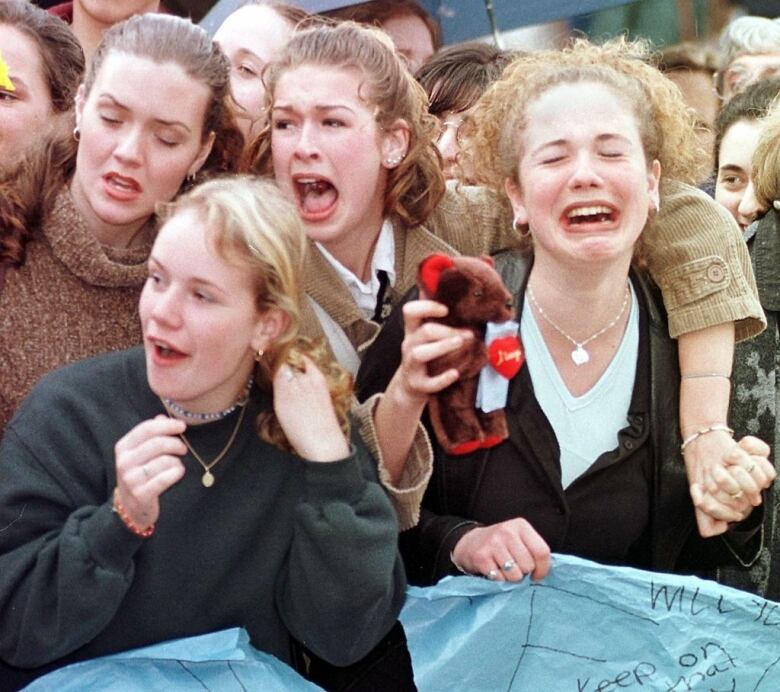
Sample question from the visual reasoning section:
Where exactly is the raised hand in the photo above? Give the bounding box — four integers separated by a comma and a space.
387, 299, 474, 405
273, 356, 350, 462
114, 415, 187, 532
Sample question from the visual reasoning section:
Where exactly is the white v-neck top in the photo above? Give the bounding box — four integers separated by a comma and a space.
520, 283, 639, 489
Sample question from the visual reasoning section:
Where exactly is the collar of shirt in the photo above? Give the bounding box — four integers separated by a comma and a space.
315, 220, 397, 319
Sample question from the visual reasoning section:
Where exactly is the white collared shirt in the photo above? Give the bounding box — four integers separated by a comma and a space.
315, 220, 396, 320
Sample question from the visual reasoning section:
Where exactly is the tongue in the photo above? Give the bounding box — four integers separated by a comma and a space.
301, 182, 337, 214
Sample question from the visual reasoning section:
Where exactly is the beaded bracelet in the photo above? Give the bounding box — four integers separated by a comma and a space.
680, 424, 734, 453
112, 488, 155, 538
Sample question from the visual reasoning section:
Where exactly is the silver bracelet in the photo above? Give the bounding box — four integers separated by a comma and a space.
680, 424, 734, 452
681, 372, 731, 380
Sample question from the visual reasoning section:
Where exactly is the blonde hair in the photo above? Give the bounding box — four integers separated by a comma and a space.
158, 175, 352, 452
752, 96, 780, 208
246, 20, 445, 228
466, 37, 701, 195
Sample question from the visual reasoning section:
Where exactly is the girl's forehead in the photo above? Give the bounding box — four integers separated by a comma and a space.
274, 64, 373, 106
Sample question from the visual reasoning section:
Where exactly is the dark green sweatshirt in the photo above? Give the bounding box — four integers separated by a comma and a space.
0, 347, 405, 686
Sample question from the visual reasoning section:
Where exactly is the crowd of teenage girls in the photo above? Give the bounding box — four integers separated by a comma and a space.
1, 1, 779, 689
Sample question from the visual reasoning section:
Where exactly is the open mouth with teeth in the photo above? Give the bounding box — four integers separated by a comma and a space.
563, 204, 617, 228
294, 176, 338, 221
150, 339, 186, 362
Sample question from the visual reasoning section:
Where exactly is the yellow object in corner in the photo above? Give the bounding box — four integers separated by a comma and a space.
0, 51, 15, 92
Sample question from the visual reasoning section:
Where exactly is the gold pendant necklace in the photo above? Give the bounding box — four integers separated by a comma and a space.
163, 400, 247, 487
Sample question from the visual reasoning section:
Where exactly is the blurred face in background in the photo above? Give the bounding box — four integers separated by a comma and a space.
720, 52, 780, 101
381, 13, 434, 74
0, 24, 54, 162
214, 4, 295, 142
665, 67, 718, 181
435, 108, 476, 183
75, 0, 160, 26
715, 117, 765, 231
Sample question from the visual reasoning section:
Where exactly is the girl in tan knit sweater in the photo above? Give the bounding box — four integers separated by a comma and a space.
0, 14, 243, 434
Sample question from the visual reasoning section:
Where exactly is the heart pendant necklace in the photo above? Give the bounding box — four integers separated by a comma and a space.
526, 281, 631, 366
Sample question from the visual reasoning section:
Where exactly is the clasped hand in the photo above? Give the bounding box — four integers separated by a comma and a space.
685, 433, 775, 537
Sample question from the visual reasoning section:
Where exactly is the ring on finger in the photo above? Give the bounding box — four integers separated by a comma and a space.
729, 489, 744, 499
501, 559, 516, 572
486, 569, 498, 580
142, 464, 151, 479
747, 463, 756, 473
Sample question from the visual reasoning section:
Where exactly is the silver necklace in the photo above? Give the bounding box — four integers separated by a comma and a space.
526, 281, 631, 366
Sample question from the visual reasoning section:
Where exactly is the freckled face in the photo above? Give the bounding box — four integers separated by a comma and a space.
506, 81, 660, 271
0, 25, 54, 162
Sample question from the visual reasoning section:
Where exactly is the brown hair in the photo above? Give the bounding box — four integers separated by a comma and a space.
659, 41, 718, 75
713, 76, 780, 170
158, 175, 353, 452
85, 13, 244, 179
416, 41, 518, 117
0, 13, 243, 268
246, 21, 445, 229
0, 134, 77, 267
0, 0, 84, 114
323, 0, 441, 51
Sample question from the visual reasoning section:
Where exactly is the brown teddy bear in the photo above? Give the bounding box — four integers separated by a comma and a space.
418, 254, 523, 455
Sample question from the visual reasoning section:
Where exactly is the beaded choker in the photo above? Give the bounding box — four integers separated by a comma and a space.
162, 375, 254, 422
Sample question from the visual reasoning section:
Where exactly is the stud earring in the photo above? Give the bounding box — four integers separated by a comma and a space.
385, 154, 403, 167
72, 127, 80, 142
186, 171, 196, 183
773, 200, 780, 210
255, 348, 264, 362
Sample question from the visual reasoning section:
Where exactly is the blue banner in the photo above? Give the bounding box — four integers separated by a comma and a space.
402, 554, 780, 691
25, 555, 780, 691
